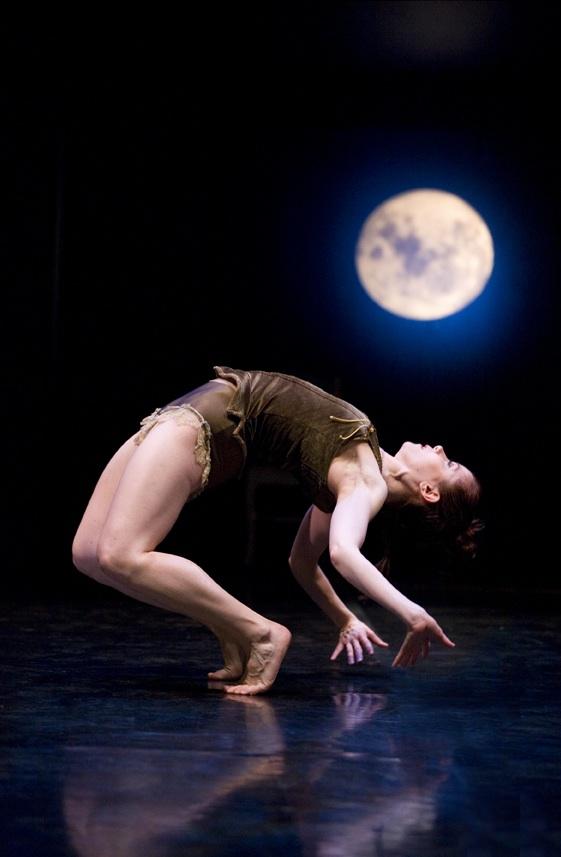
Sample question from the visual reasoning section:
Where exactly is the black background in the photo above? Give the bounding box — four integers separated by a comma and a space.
3, 5, 559, 605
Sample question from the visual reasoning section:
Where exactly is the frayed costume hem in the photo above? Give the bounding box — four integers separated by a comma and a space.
133, 404, 212, 500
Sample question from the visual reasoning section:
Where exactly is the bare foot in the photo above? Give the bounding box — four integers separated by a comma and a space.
225, 622, 292, 696
208, 637, 246, 682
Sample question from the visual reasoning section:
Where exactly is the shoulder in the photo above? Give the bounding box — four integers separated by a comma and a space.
327, 443, 387, 501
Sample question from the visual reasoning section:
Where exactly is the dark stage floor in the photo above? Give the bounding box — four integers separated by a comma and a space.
1, 593, 559, 856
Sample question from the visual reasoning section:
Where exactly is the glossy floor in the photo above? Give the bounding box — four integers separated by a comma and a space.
2, 595, 559, 856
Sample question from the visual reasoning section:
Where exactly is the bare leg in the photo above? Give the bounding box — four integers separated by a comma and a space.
74, 445, 239, 665
72, 435, 139, 586
73, 418, 291, 694
73, 442, 252, 686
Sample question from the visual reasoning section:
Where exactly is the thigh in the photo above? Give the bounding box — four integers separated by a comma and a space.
73, 434, 139, 554
99, 419, 205, 555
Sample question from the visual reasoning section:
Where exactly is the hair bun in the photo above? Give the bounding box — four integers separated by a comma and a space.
455, 518, 485, 559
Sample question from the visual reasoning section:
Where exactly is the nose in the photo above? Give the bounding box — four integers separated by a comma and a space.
434, 445, 444, 456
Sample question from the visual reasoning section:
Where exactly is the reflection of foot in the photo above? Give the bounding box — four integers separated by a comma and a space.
225, 622, 292, 696
222, 694, 286, 755
208, 638, 246, 681
223, 693, 270, 708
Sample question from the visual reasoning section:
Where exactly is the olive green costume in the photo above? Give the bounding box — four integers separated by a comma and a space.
135, 366, 382, 513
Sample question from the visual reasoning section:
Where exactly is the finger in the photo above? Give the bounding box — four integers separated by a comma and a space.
435, 627, 456, 648
351, 638, 363, 663
397, 641, 419, 668
330, 641, 344, 661
392, 643, 408, 668
407, 652, 421, 668
398, 648, 414, 668
422, 639, 430, 659
361, 635, 375, 656
367, 629, 389, 648
346, 641, 355, 665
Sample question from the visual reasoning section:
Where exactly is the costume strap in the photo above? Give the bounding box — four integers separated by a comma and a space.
329, 415, 375, 441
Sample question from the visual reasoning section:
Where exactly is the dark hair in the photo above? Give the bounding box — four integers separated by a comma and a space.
376, 473, 484, 577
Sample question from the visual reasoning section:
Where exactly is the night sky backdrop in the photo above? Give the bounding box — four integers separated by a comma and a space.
4, 5, 559, 604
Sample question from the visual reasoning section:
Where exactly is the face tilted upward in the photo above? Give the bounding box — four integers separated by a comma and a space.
395, 442, 473, 493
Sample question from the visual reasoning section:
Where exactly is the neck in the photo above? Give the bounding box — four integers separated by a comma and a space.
379, 448, 412, 506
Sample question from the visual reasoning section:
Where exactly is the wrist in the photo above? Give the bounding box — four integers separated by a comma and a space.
337, 609, 356, 630
404, 605, 428, 628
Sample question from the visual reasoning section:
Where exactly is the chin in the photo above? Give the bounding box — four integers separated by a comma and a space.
398, 441, 419, 454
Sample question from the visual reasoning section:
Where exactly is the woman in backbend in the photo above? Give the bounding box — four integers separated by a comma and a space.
72, 365, 481, 695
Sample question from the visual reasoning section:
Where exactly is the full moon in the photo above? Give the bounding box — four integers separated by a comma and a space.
355, 189, 494, 320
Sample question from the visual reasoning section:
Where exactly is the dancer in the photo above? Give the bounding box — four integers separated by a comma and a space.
72, 366, 481, 695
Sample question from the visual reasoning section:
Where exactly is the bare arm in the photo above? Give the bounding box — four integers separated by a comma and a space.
329, 483, 424, 624
329, 478, 455, 667
289, 505, 388, 662
288, 505, 354, 628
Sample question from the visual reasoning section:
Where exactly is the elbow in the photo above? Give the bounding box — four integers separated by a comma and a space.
288, 553, 303, 578
289, 553, 324, 587
288, 553, 311, 580
329, 542, 358, 572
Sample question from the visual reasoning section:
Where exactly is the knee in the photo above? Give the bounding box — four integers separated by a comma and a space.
97, 541, 140, 584
72, 536, 105, 583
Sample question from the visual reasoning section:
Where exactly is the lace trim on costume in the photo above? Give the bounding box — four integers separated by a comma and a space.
329, 415, 375, 441
133, 404, 212, 498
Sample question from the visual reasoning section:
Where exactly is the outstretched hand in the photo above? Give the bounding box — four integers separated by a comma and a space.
392, 612, 455, 668
330, 618, 389, 665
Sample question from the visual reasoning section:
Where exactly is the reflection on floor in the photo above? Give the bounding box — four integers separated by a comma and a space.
1, 595, 559, 856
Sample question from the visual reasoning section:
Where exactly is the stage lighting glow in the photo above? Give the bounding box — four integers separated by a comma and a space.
355, 189, 494, 320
